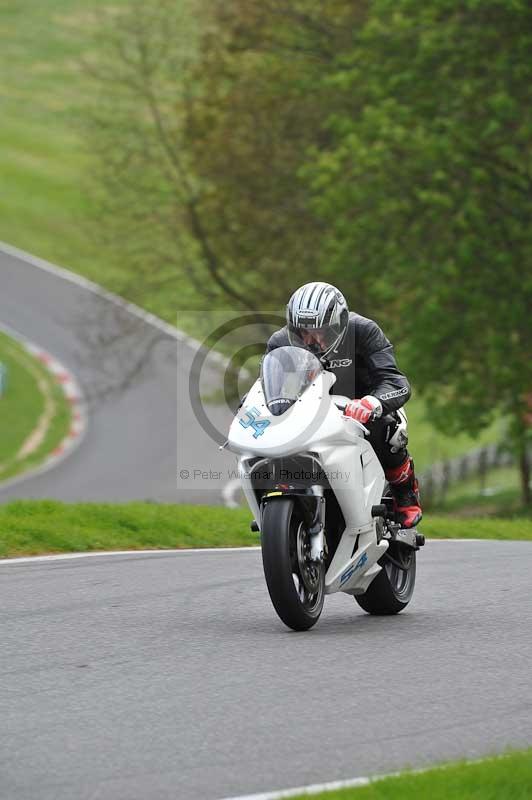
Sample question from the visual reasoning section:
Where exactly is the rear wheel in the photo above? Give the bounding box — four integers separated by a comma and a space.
355, 542, 416, 615
261, 497, 325, 631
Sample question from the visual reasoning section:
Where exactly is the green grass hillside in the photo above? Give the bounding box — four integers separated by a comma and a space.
0, 0, 127, 284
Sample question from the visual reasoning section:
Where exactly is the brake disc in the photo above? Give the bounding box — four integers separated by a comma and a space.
296, 522, 321, 593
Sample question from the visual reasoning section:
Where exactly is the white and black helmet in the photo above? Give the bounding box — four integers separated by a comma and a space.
286, 282, 349, 358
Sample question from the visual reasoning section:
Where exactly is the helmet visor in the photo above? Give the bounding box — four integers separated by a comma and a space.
287, 322, 343, 357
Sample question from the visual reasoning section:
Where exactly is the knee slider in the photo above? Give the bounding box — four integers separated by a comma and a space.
387, 408, 409, 453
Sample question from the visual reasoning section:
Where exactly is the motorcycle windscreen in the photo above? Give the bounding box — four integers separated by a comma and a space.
261, 346, 322, 416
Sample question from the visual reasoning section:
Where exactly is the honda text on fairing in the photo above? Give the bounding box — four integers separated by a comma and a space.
225, 346, 425, 631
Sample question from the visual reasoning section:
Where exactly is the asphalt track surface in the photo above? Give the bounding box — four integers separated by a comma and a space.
1, 540, 531, 800
0, 246, 237, 503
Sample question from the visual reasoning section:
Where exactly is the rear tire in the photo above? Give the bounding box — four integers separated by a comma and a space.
355, 543, 416, 615
261, 497, 324, 631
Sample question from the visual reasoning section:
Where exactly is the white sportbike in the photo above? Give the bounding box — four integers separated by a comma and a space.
226, 345, 425, 630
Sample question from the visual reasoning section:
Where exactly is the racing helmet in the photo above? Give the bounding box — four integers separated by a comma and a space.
286, 282, 349, 359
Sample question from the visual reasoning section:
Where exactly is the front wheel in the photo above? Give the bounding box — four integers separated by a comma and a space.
261, 497, 325, 631
355, 543, 416, 615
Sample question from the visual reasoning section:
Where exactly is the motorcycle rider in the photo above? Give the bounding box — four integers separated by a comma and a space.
265, 281, 423, 528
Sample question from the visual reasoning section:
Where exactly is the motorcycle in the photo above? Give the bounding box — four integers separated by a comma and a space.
225, 345, 424, 631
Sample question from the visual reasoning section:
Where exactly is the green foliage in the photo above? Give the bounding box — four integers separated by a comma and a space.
82, 0, 206, 317
83, 1, 372, 315
88, 0, 531, 474
304, 0, 532, 453
180, 1, 361, 310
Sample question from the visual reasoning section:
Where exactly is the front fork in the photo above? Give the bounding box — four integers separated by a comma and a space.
258, 485, 327, 562
308, 486, 326, 562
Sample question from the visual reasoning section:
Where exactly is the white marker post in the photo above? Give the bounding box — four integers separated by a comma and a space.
0, 362, 7, 397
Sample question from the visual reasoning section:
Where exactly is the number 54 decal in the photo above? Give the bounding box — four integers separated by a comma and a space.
239, 406, 270, 438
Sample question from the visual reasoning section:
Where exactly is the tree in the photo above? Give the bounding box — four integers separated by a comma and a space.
305, 0, 532, 502
83, 0, 373, 321
82, 0, 374, 394
83, 0, 212, 321
84, 0, 531, 500
181, 0, 370, 310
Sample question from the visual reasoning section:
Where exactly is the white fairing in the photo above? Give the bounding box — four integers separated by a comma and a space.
227, 369, 389, 596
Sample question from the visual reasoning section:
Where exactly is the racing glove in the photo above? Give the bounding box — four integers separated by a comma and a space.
344, 395, 383, 424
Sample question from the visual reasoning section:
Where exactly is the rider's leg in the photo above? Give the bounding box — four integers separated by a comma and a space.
384, 456, 422, 528
367, 413, 422, 528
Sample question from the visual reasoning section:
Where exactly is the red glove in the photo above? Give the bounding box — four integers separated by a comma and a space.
344, 395, 383, 424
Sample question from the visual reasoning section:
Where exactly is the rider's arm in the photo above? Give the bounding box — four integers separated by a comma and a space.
358, 319, 411, 414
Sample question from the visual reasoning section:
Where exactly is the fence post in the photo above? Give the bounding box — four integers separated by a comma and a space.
0, 362, 8, 397
421, 472, 433, 507
441, 461, 451, 504
458, 454, 469, 482
478, 448, 488, 493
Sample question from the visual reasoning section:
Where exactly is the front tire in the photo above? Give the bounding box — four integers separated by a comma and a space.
261, 497, 325, 631
355, 543, 416, 615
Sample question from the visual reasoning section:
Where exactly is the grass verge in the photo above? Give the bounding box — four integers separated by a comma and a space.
422, 515, 531, 539
288, 749, 532, 800
0, 502, 531, 558
0, 332, 71, 482
0, 501, 252, 558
